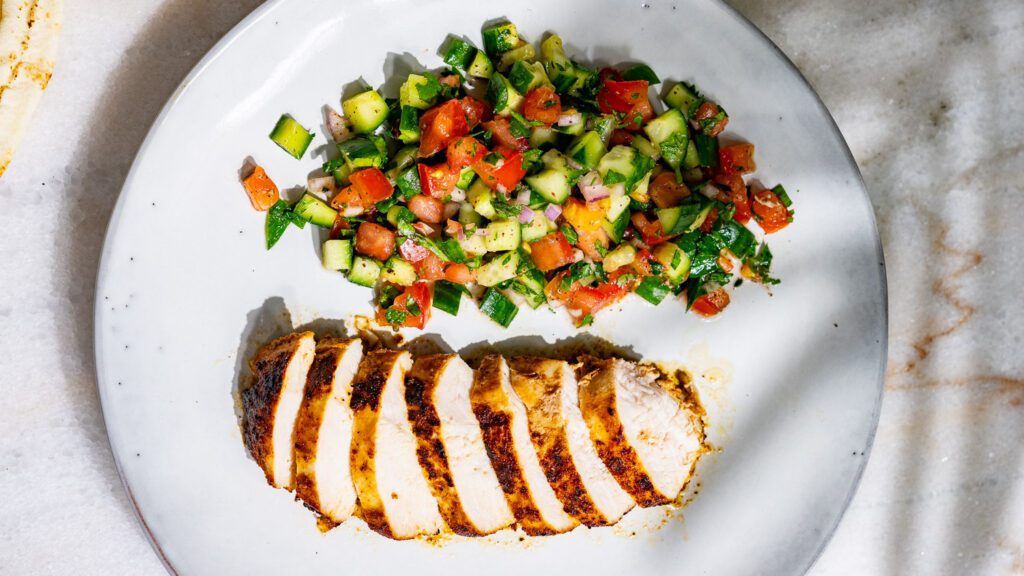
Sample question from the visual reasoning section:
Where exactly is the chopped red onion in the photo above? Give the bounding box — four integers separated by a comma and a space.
307, 175, 336, 195
699, 183, 723, 200
544, 204, 563, 221
517, 207, 535, 224
413, 222, 435, 236
515, 188, 531, 205
565, 157, 584, 171
556, 112, 582, 127
443, 202, 461, 221
325, 107, 351, 142
579, 171, 611, 202
495, 183, 508, 195
449, 188, 466, 202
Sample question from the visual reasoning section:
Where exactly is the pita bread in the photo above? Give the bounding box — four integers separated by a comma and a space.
0, 0, 62, 177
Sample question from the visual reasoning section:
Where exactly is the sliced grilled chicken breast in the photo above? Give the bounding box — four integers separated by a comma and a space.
508, 357, 635, 526
406, 355, 514, 536
471, 355, 578, 535
242, 331, 316, 489
293, 338, 363, 525
578, 357, 704, 506
350, 350, 445, 539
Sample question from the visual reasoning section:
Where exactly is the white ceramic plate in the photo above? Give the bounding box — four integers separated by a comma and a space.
95, 0, 886, 574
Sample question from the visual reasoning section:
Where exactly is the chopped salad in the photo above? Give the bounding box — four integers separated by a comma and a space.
240, 20, 794, 330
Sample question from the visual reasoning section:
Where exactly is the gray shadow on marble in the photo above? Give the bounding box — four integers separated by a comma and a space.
53, 0, 266, 555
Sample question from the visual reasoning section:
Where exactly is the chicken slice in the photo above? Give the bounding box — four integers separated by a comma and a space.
577, 357, 704, 506
470, 355, 578, 535
508, 357, 635, 526
350, 349, 445, 539
406, 354, 514, 536
242, 331, 316, 489
293, 338, 363, 525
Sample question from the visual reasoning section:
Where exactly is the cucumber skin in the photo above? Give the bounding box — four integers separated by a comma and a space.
347, 256, 382, 287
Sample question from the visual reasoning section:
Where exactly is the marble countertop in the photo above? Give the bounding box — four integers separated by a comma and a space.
1, 0, 1021, 574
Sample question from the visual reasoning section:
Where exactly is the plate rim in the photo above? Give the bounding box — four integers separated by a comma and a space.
93, 1, 889, 574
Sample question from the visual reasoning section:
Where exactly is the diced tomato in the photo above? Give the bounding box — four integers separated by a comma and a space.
522, 87, 562, 126
447, 136, 487, 169
691, 288, 730, 318
349, 167, 393, 204
566, 282, 628, 323
398, 238, 429, 262
700, 207, 719, 234
713, 173, 751, 224
544, 271, 573, 303
751, 187, 791, 234
329, 185, 363, 211
694, 101, 729, 137
631, 212, 673, 245
529, 232, 576, 272
473, 147, 527, 192
444, 219, 464, 238
443, 262, 474, 284
419, 99, 469, 157
377, 281, 432, 329
418, 162, 461, 198
407, 194, 444, 223
576, 228, 609, 261
609, 129, 634, 147
355, 222, 396, 261
459, 96, 490, 129
597, 80, 653, 131
242, 166, 279, 211
648, 171, 691, 208
483, 117, 529, 152
412, 252, 445, 281
328, 213, 350, 240
718, 143, 756, 175
562, 197, 608, 232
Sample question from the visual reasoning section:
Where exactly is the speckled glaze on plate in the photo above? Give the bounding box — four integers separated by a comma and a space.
94, 1, 887, 574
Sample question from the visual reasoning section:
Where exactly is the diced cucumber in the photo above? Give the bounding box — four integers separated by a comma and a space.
483, 221, 522, 252
342, 89, 388, 134
459, 233, 488, 257
521, 215, 550, 243
477, 251, 520, 287
512, 269, 547, 309
605, 194, 631, 222
293, 193, 338, 228
654, 243, 692, 284
566, 131, 607, 170
508, 60, 550, 94
467, 179, 496, 218
381, 256, 417, 286
443, 36, 477, 70
386, 145, 418, 181
498, 42, 536, 73
332, 163, 353, 186
394, 164, 421, 198
432, 280, 464, 316
487, 73, 524, 116
593, 114, 617, 145
644, 109, 688, 145
468, 50, 494, 78
529, 125, 559, 148
399, 74, 437, 110
269, 115, 314, 159
541, 149, 568, 170
631, 170, 653, 201
398, 106, 420, 144
525, 168, 571, 204
622, 64, 660, 84
597, 145, 636, 181
602, 244, 636, 273
539, 35, 571, 68
348, 256, 382, 287
322, 239, 353, 271
657, 203, 712, 236
631, 135, 659, 159
386, 205, 413, 226
663, 82, 703, 117
456, 166, 476, 190
694, 133, 719, 167
338, 137, 386, 169
602, 208, 630, 242
479, 287, 519, 327
482, 22, 519, 56
458, 200, 483, 227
